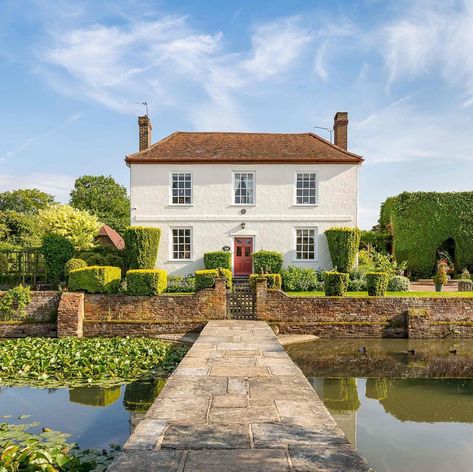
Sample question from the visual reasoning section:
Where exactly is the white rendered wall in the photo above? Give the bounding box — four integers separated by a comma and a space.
130, 163, 359, 275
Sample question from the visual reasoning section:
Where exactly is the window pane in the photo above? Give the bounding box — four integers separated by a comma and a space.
296, 229, 316, 260
171, 173, 192, 204
296, 173, 316, 205
234, 172, 254, 204
172, 228, 192, 259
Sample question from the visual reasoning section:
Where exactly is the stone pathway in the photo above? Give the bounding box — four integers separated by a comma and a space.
109, 320, 372, 471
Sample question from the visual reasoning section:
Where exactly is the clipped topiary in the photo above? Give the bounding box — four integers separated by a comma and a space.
366, 272, 389, 296
252, 251, 283, 274
249, 273, 282, 290
204, 251, 231, 270
65, 258, 88, 277
126, 269, 167, 296
324, 271, 349, 296
195, 268, 232, 291
387, 275, 410, 292
123, 226, 161, 269
40, 233, 74, 284
325, 227, 361, 273
68, 266, 121, 293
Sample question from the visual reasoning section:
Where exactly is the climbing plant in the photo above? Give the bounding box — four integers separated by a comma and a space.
379, 192, 473, 277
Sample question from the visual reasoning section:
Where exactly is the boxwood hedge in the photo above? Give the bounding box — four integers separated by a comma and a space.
204, 251, 231, 270
123, 226, 161, 270
126, 269, 167, 296
249, 273, 282, 290
195, 268, 232, 290
252, 251, 283, 274
68, 266, 121, 293
325, 227, 360, 273
324, 271, 349, 296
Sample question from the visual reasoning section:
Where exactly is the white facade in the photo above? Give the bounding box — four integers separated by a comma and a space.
130, 162, 359, 276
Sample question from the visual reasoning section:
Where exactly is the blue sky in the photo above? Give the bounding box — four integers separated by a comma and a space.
1, 0, 472, 228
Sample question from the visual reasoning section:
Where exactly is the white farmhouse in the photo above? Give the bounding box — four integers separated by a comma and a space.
126, 113, 363, 277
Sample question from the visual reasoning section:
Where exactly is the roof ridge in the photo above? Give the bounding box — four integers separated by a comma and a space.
307, 132, 363, 159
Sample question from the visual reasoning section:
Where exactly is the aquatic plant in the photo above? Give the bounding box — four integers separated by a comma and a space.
0, 337, 187, 388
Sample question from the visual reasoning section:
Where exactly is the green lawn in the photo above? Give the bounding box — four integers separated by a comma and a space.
285, 291, 473, 298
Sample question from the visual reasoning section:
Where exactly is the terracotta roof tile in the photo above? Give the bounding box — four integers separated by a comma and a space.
97, 224, 125, 250
125, 132, 363, 164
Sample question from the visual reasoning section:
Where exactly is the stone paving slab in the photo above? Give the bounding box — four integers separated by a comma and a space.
109, 320, 373, 471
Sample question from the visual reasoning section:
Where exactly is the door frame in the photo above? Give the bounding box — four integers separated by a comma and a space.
232, 236, 254, 276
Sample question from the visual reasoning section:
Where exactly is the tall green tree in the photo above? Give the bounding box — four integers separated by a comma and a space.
70, 175, 130, 234
0, 189, 56, 214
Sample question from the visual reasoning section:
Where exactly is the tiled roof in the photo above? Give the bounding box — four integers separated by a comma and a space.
97, 224, 125, 250
125, 132, 363, 164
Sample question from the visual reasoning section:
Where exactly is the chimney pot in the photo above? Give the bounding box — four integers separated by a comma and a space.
138, 115, 152, 151
333, 112, 348, 150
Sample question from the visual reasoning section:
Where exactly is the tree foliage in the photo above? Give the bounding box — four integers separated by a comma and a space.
38, 204, 100, 250
379, 192, 473, 277
0, 210, 43, 248
70, 175, 130, 234
40, 234, 74, 284
0, 188, 56, 214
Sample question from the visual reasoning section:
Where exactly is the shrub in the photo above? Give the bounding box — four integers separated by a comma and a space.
40, 233, 74, 284
77, 246, 125, 271
249, 273, 282, 290
0, 285, 31, 320
366, 272, 389, 296
68, 266, 121, 293
461, 268, 471, 280
324, 271, 349, 296
252, 250, 283, 274
387, 275, 410, 292
458, 279, 473, 292
325, 227, 361, 273
433, 265, 448, 286
195, 268, 232, 291
126, 269, 167, 296
65, 258, 87, 276
347, 276, 367, 292
281, 266, 323, 291
166, 276, 196, 293
204, 251, 231, 270
358, 249, 407, 277
123, 226, 161, 270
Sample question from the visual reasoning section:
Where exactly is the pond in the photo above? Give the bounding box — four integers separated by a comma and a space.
0, 378, 165, 449
286, 339, 473, 472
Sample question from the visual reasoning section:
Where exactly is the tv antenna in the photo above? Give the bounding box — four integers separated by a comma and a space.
131, 101, 149, 116
314, 126, 333, 143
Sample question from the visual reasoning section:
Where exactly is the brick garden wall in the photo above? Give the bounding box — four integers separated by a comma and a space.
255, 280, 473, 338
0, 291, 59, 337
82, 278, 227, 337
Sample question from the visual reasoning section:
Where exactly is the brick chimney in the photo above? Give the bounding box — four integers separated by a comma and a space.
333, 112, 348, 150
138, 115, 152, 151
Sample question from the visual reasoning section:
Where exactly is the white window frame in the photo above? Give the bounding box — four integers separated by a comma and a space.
169, 171, 193, 206
169, 226, 193, 261
294, 227, 317, 261
294, 171, 318, 206
232, 171, 256, 206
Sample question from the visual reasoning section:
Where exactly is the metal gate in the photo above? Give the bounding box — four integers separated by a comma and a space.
227, 283, 256, 319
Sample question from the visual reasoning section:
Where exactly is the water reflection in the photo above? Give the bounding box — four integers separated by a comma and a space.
0, 378, 165, 449
288, 339, 473, 472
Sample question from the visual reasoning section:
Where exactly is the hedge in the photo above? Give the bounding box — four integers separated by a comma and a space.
166, 276, 195, 293
40, 234, 74, 284
380, 192, 473, 277
249, 274, 282, 290
123, 226, 161, 270
204, 251, 231, 270
252, 251, 283, 274
324, 271, 349, 296
126, 269, 167, 296
366, 272, 389, 296
65, 258, 87, 276
68, 266, 121, 293
325, 227, 360, 273
195, 268, 232, 291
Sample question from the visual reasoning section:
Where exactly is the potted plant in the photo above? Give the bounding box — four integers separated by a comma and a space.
433, 265, 448, 292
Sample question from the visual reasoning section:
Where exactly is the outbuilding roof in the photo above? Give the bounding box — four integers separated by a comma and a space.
125, 131, 363, 164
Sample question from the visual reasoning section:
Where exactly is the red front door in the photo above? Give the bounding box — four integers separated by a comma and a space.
234, 238, 253, 276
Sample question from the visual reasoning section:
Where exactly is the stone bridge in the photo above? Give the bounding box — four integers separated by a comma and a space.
109, 320, 372, 471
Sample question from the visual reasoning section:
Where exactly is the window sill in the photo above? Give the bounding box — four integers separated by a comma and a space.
167, 259, 195, 263
292, 259, 318, 263
230, 203, 256, 207
167, 204, 194, 207
291, 204, 319, 208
